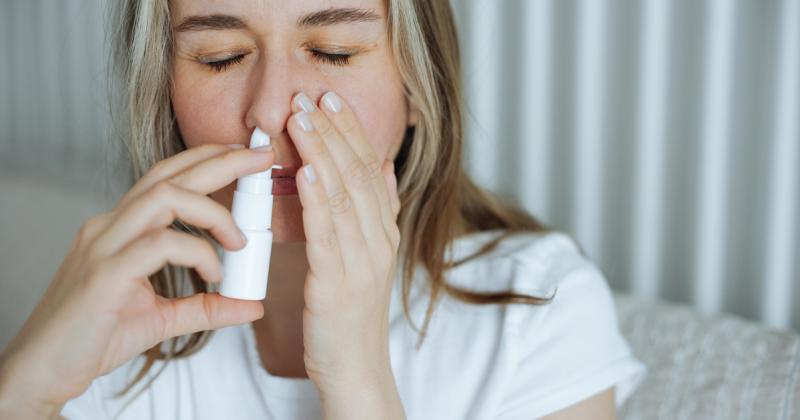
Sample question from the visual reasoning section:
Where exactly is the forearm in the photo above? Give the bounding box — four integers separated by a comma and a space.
318, 372, 406, 420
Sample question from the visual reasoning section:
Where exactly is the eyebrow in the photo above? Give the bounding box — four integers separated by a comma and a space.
175, 14, 246, 32
175, 8, 382, 33
297, 7, 382, 28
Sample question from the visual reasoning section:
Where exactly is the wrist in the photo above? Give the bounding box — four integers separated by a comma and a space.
0, 355, 65, 419
317, 368, 405, 420
312, 359, 393, 398
0, 396, 64, 420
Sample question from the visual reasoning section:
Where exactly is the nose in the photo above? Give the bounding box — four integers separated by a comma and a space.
244, 52, 317, 171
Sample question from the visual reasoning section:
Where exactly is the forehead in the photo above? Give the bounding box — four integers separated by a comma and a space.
171, 0, 387, 23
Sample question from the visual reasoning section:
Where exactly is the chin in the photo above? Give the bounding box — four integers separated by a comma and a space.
272, 195, 306, 243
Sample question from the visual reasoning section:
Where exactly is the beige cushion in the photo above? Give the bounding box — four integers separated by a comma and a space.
613, 292, 800, 419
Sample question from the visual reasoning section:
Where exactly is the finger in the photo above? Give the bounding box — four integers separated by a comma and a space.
94, 181, 246, 257
291, 93, 388, 258
315, 91, 397, 241
295, 163, 344, 279
101, 228, 223, 287
382, 160, 400, 220
170, 146, 275, 195
286, 110, 371, 276
156, 292, 263, 340
119, 143, 243, 209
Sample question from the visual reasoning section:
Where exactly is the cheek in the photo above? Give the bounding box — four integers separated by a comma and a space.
346, 86, 407, 161
171, 69, 245, 147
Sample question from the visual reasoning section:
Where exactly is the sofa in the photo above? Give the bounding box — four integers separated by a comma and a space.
613, 293, 800, 419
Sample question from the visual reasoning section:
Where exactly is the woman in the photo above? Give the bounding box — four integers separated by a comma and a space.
0, 0, 646, 418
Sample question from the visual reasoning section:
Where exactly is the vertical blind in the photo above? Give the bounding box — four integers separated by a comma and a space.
0, 0, 109, 167
1, 0, 798, 331
453, 0, 799, 331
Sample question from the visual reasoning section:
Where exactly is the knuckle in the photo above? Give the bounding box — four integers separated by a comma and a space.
313, 229, 339, 250
328, 190, 352, 215
83, 239, 106, 263
316, 120, 337, 138
339, 118, 360, 137
146, 182, 180, 223
150, 180, 177, 200
305, 139, 328, 157
345, 159, 372, 186
363, 157, 382, 179
77, 214, 106, 241
147, 160, 171, 179
149, 229, 176, 250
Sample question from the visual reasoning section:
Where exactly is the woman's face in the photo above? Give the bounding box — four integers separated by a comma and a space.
170, 0, 415, 243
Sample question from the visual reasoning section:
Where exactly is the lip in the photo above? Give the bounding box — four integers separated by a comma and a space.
272, 176, 297, 195
271, 165, 299, 195
272, 166, 300, 178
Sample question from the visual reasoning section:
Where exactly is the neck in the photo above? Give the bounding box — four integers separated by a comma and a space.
251, 241, 309, 378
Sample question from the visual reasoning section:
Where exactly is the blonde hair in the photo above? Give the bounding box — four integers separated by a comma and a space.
110, 0, 556, 402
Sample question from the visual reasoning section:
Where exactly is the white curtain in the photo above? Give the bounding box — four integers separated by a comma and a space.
1, 0, 798, 331
0, 0, 109, 167
453, 0, 799, 331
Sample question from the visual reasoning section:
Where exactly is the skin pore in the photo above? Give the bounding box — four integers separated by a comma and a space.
170, 0, 417, 377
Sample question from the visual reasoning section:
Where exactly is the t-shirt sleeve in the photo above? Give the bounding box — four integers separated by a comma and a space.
59, 376, 110, 420
496, 234, 648, 419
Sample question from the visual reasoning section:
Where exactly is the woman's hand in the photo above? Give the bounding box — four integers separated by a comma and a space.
286, 91, 405, 418
0, 144, 274, 415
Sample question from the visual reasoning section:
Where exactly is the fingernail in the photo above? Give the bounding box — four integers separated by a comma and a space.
322, 92, 342, 113
296, 112, 314, 132
295, 92, 316, 112
252, 144, 272, 153
303, 163, 317, 184
239, 228, 248, 245
227, 143, 245, 149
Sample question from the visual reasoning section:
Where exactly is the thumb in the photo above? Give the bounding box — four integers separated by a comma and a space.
158, 292, 264, 339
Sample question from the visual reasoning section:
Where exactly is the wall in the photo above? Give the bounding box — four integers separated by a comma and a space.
0, 0, 797, 351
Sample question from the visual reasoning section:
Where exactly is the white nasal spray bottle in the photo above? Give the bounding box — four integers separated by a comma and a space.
220, 128, 273, 300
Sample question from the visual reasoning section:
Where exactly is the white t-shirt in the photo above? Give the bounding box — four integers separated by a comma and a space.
60, 229, 647, 419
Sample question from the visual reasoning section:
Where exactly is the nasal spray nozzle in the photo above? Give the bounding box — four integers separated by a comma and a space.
220, 128, 274, 300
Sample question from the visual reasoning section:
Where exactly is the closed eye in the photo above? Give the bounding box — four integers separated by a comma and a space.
203, 54, 246, 72
199, 49, 354, 73
309, 49, 352, 66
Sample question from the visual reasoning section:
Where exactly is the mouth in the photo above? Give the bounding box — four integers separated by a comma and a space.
271, 166, 299, 195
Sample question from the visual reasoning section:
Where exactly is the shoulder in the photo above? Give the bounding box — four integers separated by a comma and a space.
449, 229, 617, 343
396, 229, 646, 418
444, 228, 592, 298
462, 229, 648, 418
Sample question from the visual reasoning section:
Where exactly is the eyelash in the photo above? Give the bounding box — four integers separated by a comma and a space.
203, 49, 353, 72
205, 54, 245, 72
310, 50, 352, 66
